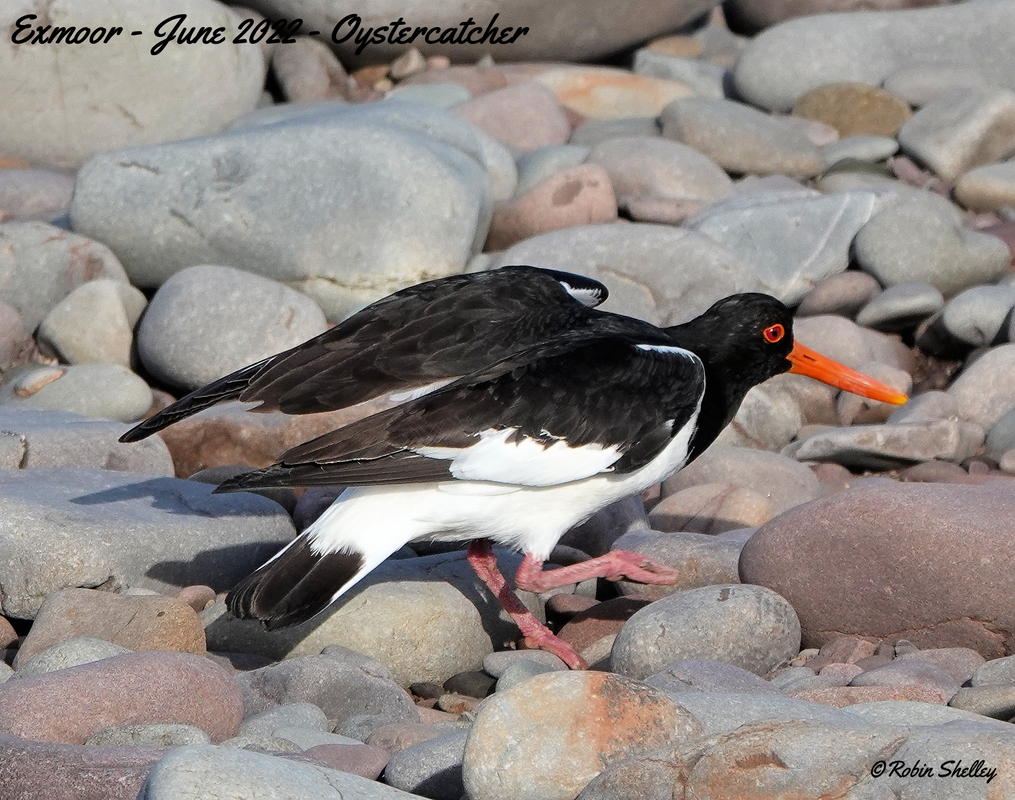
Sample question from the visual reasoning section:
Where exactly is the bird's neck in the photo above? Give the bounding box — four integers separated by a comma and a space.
665, 324, 754, 463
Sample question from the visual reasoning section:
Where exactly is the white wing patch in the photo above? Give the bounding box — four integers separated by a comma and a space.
636, 343, 698, 357
415, 427, 623, 486
558, 281, 603, 307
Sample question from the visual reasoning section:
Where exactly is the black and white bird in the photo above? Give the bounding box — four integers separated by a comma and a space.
122, 266, 907, 668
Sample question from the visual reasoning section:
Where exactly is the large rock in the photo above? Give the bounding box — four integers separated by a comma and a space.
251, 1, 720, 65
14, 589, 206, 667
733, 1, 1015, 112
724, 0, 949, 34
11, 637, 132, 680
898, 87, 1015, 182
685, 189, 893, 305
0, 734, 164, 800
233, 650, 418, 727
786, 419, 986, 470
145, 398, 397, 477
0, 0, 264, 168
463, 671, 697, 800
611, 585, 801, 680
740, 482, 1015, 657
139, 743, 419, 800
586, 136, 733, 222
205, 549, 538, 686
0, 363, 153, 424
36, 279, 147, 368
493, 223, 760, 326
661, 98, 822, 179
0, 222, 130, 330
0, 408, 173, 475
0, 651, 242, 744
663, 444, 821, 514
485, 164, 618, 251
0, 468, 294, 619
948, 344, 1015, 430
853, 198, 1010, 297
71, 103, 492, 321
136, 265, 327, 392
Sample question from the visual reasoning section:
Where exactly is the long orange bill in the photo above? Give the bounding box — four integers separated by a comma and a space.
787, 342, 908, 405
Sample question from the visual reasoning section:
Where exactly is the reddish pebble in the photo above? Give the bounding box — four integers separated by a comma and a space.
0, 734, 164, 800
0, 651, 242, 744
0, 616, 17, 649
303, 743, 390, 779
485, 164, 617, 251
454, 82, 572, 152
15, 589, 206, 667
174, 585, 216, 613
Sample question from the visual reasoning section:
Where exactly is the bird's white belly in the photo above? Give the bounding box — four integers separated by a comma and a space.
306, 406, 700, 564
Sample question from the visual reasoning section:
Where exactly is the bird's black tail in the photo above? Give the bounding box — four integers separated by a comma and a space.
226, 535, 366, 630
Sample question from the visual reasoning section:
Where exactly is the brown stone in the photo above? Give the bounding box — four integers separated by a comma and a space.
174, 585, 217, 613
0, 615, 17, 648
898, 459, 970, 483
796, 270, 882, 318
302, 743, 390, 780
849, 658, 960, 702
678, 720, 907, 800
805, 635, 878, 673
557, 596, 653, 657
817, 662, 863, 683
155, 398, 390, 477
533, 66, 693, 120
15, 589, 205, 667
894, 647, 986, 684
544, 593, 600, 622
793, 82, 912, 137
367, 722, 448, 755
453, 82, 572, 152
787, 684, 949, 707
463, 671, 698, 800
485, 164, 617, 251
0, 651, 242, 744
649, 482, 774, 534
740, 482, 1015, 658
0, 733, 164, 800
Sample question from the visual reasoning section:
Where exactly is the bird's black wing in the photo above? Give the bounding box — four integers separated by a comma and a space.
215, 334, 705, 492
119, 266, 609, 443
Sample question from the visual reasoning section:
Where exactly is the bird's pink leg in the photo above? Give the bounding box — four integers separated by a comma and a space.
466, 539, 588, 670
514, 550, 678, 593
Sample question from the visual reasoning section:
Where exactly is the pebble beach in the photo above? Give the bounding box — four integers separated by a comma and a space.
2, 1, 1015, 798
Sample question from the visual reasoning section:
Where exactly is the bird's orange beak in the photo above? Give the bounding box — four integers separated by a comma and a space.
787, 342, 908, 405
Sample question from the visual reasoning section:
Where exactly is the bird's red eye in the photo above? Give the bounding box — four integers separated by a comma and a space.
763, 324, 785, 344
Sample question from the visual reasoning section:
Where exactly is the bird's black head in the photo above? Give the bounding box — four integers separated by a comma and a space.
666, 293, 796, 389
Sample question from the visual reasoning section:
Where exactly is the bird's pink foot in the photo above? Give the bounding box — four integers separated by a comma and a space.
467, 539, 588, 670
520, 630, 588, 670
514, 550, 678, 593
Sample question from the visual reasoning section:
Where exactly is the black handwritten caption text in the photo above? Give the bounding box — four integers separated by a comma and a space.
11, 12, 528, 57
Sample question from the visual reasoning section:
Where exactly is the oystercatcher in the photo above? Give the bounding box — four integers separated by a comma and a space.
122, 267, 907, 668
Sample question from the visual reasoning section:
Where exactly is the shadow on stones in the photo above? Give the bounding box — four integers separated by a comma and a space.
145, 542, 289, 593
67, 476, 275, 516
